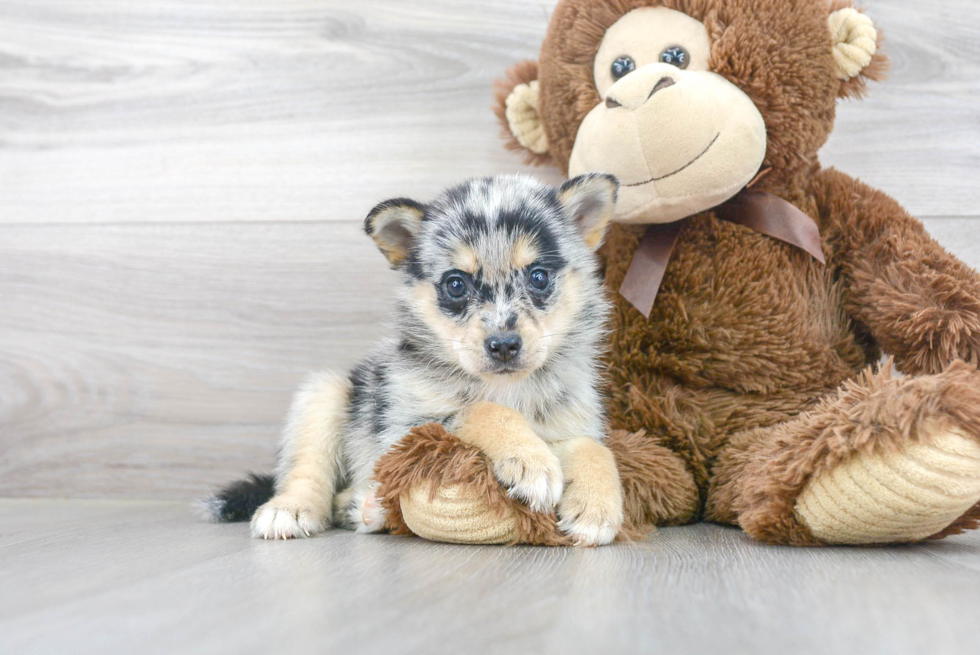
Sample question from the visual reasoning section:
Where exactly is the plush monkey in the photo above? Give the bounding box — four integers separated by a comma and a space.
376, 0, 980, 546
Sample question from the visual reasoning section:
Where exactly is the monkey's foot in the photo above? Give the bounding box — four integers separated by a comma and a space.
401, 484, 518, 545
795, 429, 980, 544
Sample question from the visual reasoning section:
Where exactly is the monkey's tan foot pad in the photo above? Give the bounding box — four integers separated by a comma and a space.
401, 484, 518, 545
795, 431, 980, 544
375, 423, 576, 545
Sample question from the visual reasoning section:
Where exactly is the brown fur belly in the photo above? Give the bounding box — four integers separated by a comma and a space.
600, 215, 877, 488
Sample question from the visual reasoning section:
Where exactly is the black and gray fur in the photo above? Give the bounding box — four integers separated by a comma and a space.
205, 173, 618, 535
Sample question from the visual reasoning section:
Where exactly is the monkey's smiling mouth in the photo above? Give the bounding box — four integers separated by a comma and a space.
623, 132, 721, 187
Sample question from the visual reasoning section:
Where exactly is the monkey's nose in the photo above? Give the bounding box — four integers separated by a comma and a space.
647, 76, 676, 99
605, 76, 676, 110
485, 333, 522, 363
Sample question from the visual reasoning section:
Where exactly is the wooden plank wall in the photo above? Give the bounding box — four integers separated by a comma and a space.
1, 0, 978, 499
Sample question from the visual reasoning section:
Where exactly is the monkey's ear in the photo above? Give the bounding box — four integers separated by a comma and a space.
828, 4, 888, 99
364, 199, 425, 267
493, 60, 552, 166
558, 173, 619, 251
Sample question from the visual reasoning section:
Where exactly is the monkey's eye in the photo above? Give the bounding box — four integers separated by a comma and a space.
528, 268, 550, 292
660, 46, 689, 69
444, 274, 469, 300
610, 56, 636, 80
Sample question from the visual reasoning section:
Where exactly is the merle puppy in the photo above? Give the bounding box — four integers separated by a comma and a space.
207, 174, 624, 546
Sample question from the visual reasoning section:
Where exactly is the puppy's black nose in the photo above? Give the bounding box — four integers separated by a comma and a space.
485, 333, 522, 363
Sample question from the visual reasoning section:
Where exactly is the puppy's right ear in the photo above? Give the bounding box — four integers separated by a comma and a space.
493, 60, 552, 167
364, 198, 425, 267
558, 173, 620, 251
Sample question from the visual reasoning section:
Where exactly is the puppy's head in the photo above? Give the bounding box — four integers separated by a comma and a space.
365, 173, 618, 382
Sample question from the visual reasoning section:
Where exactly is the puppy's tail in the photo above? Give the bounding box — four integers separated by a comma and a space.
201, 473, 275, 523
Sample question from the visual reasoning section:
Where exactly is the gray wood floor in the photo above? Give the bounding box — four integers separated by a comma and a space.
1, 498, 978, 655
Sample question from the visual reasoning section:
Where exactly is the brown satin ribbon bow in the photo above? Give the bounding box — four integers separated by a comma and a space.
619, 188, 826, 318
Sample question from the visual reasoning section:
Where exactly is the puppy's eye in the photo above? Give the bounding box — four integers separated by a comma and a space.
444, 275, 468, 300
660, 46, 689, 69
610, 56, 636, 80
528, 268, 550, 292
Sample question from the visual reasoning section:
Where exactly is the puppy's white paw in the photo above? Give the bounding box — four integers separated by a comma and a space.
492, 446, 564, 513
557, 478, 623, 547
348, 483, 387, 534
250, 495, 327, 540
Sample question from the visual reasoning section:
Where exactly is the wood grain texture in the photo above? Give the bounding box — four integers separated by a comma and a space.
2, 499, 979, 655
0, 0, 977, 226
821, 0, 980, 216
1, 0, 979, 500
2, 217, 979, 500
0, 222, 399, 498
0, 0, 561, 226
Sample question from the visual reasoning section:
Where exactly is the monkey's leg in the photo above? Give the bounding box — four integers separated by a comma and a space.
605, 430, 700, 531
251, 372, 350, 540
388, 427, 699, 545
706, 362, 980, 545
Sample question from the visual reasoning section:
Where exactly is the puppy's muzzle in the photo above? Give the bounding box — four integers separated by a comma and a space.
485, 333, 522, 363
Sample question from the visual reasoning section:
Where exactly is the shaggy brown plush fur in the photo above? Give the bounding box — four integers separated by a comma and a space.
491, 59, 550, 168
706, 361, 980, 545
606, 429, 700, 528
375, 423, 576, 545
379, 0, 980, 546
533, 0, 886, 182
375, 425, 657, 543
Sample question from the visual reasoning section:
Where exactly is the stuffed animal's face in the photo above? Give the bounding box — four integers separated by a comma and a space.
496, 0, 886, 224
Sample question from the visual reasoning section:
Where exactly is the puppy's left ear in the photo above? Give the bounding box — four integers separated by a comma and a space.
558, 173, 620, 250
364, 198, 425, 267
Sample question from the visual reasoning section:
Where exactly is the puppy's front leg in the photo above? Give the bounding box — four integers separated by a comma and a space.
551, 437, 623, 546
455, 402, 563, 513
251, 373, 349, 540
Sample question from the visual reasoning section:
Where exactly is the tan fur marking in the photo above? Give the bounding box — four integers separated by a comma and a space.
483, 270, 585, 384
410, 267, 589, 384
377, 243, 408, 266
511, 235, 540, 270
279, 377, 350, 500
369, 206, 423, 266
551, 437, 624, 545
452, 244, 479, 274
332, 485, 356, 524
251, 373, 350, 539
456, 402, 564, 512
456, 403, 542, 462
582, 220, 612, 250
537, 271, 583, 354
410, 282, 487, 377
558, 180, 616, 249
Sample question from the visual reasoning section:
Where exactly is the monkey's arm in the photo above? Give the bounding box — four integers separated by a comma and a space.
816, 168, 980, 374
